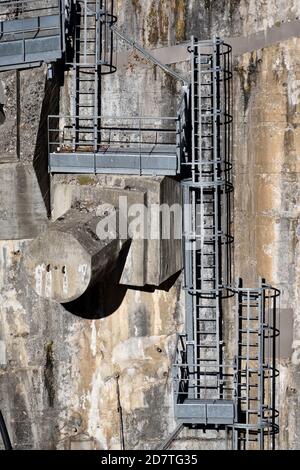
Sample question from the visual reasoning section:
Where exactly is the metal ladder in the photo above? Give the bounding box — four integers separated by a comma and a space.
173, 37, 234, 426
182, 37, 228, 399
232, 280, 280, 450
67, 0, 116, 154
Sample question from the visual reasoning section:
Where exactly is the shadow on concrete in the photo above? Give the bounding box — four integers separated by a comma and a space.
0, 104, 5, 125
127, 270, 182, 294
63, 246, 182, 319
63, 241, 131, 319
33, 63, 64, 217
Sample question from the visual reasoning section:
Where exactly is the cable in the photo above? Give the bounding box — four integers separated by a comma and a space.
115, 374, 125, 450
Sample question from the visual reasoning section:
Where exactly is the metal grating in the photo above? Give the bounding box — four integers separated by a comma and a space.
47, 0, 185, 176
0, 0, 65, 70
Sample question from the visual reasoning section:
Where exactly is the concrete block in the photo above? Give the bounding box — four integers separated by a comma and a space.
51, 174, 183, 287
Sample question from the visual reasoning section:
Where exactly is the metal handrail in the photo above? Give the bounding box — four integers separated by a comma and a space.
0, 410, 12, 450
48, 114, 180, 155
0, 0, 61, 17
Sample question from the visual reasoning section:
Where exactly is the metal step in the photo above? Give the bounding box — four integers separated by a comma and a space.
175, 399, 235, 425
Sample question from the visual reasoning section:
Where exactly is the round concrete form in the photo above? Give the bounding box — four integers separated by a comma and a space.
24, 207, 127, 303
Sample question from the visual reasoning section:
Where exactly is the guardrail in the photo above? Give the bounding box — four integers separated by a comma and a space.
172, 333, 235, 402
0, 0, 61, 18
48, 114, 181, 153
48, 114, 187, 174
0, 1, 65, 70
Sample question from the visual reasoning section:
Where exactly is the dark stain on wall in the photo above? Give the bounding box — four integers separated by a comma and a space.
130, 305, 149, 337
188, 0, 242, 40
131, 0, 142, 14
8, 372, 34, 448
44, 341, 55, 408
175, 0, 186, 42
236, 53, 261, 113
147, 1, 169, 46
125, 383, 169, 448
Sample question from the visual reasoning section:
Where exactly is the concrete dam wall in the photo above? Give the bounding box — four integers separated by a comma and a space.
0, 0, 299, 450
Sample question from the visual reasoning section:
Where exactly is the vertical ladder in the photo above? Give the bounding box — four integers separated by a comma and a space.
183, 37, 227, 399
68, 0, 116, 155
232, 280, 280, 450
70, 0, 99, 153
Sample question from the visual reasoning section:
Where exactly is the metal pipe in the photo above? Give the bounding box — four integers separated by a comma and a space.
0, 410, 12, 450
110, 25, 189, 85
115, 374, 125, 451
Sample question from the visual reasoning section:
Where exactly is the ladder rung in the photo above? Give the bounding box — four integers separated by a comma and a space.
197, 318, 217, 321
239, 317, 259, 321
198, 359, 218, 362
240, 304, 259, 308
197, 332, 217, 335
240, 370, 258, 375
196, 303, 217, 307
239, 329, 259, 333
237, 356, 259, 360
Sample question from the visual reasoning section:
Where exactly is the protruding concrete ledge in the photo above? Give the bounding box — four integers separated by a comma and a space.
51, 175, 183, 288
24, 207, 128, 303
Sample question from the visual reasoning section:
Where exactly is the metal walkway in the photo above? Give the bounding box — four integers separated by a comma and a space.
48, 113, 181, 175
0, 0, 65, 71
49, 144, 179, 175
47, 1, 185, 176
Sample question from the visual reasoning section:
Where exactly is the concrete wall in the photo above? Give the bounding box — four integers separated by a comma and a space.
234, 38, 300, 449
0, 0, 300, 450
0, 237, 183, 449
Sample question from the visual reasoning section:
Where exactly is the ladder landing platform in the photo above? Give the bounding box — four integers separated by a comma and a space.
0, 15, 64, 71
49, 145, 179, 176
175, 399, 235, 425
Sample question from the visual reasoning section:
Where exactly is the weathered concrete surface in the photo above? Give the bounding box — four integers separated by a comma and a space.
0, 66, 47, 163
0, 163, 48, 240
115, 1, 300, 47
1, 0, 300, 452
234, 38, 300, 449
24, 207, 128, 303
0, 64, 59, 213
0, 239, 184, 449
